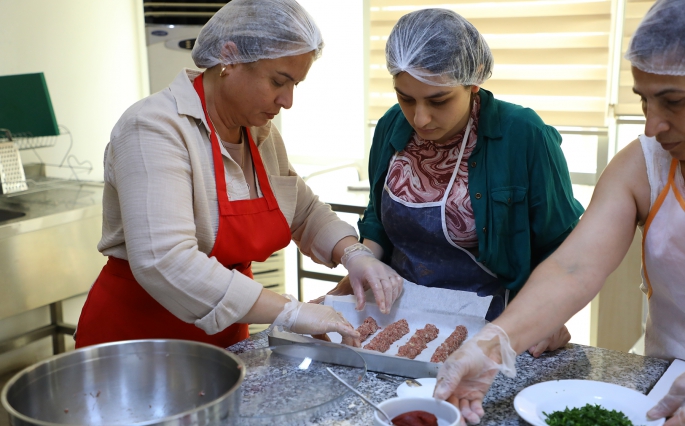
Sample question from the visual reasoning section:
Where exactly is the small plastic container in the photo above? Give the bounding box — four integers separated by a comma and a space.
396, 377, 437, 399
374, 396, 461, 426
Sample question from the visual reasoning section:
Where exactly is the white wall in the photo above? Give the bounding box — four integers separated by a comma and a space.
0, 0, 149, 181
0, 0, 364, 374
280, 0, 366, 167
0, 0, 147, 374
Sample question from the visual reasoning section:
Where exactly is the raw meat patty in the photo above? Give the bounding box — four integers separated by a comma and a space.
397, 324, 439, 359
430, 325, 468, 363
357, 316, 380, 342
363, 319, 409, 353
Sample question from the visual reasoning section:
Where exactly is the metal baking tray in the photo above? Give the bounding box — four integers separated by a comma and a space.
268, 285, 489, 378
268, 330, 440, 379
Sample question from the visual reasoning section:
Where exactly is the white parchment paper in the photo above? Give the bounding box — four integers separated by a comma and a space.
322, 281, 492, 362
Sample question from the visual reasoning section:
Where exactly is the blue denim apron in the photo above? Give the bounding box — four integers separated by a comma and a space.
380, 119, 508, 321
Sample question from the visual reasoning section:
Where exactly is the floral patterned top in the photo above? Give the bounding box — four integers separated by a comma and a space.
386, 95, 480, 248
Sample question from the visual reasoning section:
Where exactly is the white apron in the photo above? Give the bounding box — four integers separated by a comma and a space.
640, 135, 685, 361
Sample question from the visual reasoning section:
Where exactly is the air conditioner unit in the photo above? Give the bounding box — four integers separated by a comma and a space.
144, 1, 227, 93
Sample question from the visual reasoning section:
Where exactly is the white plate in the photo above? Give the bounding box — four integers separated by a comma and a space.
396, 377, 437, 398
514, 379, 665, 426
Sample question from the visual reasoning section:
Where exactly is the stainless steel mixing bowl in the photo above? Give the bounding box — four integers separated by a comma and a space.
1, 339, 244, 426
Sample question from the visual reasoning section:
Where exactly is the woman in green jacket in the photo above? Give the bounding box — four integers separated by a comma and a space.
321, 8, 582, 354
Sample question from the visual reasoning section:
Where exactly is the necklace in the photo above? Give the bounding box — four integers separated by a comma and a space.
208, 116, 252, 192
209, 115, 246, 170
208, 115, 241, 144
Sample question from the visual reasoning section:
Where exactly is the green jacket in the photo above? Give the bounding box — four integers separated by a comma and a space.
358, 89, 584, 291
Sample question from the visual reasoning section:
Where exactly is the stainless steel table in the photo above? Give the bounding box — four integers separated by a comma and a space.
0, 180, 106, 354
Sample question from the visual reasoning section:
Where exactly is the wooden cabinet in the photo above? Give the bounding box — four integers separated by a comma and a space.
591, 230, 644, 352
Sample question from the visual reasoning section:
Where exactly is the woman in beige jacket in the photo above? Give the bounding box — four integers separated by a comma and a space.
75, 0, 403, 349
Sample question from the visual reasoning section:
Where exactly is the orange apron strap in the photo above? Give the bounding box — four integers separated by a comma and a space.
641, 158, 679, 299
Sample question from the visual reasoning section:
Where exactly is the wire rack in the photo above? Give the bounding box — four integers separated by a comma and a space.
0, 127, 59, 148
0, 126, 93, 196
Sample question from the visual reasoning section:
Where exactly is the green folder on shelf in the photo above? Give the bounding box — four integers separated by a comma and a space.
0, 72, 59, 137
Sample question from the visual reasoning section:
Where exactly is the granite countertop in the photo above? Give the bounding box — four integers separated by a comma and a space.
228, 331, 670, 425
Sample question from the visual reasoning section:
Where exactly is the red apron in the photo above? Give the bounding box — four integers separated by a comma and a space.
75, 73, 292, 348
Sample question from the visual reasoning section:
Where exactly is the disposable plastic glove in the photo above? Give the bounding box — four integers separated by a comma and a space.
648, 372, 685, 425
268, 295, 360, 345
527, 325, 571, 358
433, 324, 517, 425
341, 243, 404, 314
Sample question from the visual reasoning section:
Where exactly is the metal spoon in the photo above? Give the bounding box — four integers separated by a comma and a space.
376, 373, 422, 388
326, 367, 395, 426
405, 378, 422, 387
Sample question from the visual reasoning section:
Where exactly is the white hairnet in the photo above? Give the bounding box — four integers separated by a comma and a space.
625, 0, 685, 76
191, 0, 323, 68
386, 9, 493, 87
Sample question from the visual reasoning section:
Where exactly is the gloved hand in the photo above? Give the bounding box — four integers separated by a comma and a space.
341, 243, 403, 314
648, 372, 685, 425
527, 325, 571, 358
268, 295, 360, 346
433, 324, 517, 425
307, 278, 359, 346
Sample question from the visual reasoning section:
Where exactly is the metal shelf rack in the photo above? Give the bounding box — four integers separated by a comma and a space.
0, 125, 93, 196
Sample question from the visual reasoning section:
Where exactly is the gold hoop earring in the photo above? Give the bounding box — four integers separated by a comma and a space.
220, 66, 227, 77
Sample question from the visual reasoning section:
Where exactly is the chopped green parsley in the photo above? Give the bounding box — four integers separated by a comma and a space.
544, 403, 636, 425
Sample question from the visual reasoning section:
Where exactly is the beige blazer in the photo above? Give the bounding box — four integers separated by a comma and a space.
98, 69, 356, 334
